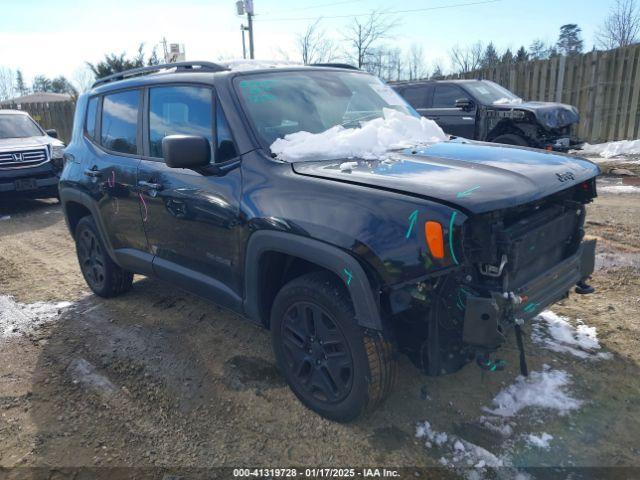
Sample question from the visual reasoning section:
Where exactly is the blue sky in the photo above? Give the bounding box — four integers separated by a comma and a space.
0, 0, 615, 85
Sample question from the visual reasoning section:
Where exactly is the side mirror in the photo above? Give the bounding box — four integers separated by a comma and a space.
455, 98, 474, 111
162, 135, 210, 169
46, 129, 58, 138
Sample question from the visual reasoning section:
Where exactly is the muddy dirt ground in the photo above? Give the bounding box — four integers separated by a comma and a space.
0, 179, 639, 477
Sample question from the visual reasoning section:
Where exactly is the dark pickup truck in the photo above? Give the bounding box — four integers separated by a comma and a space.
60, 61, 598, 422
392, 79, 581, 151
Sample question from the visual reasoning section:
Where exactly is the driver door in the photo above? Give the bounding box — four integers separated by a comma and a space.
137, 85, 243, 309
426, 84, 477, 139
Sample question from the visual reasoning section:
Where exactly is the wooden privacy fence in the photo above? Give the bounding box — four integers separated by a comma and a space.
451, 44, 640, 144
0, 101, 76, 144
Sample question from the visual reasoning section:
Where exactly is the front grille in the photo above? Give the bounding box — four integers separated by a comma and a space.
0, 148, 49, 169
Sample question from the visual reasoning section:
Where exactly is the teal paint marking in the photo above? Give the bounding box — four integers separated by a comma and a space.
456, 185, 481, 198
406, 209, 419, 239
523, 302, 539, 313
449, 212, 460, 265
343, 268, 353, 286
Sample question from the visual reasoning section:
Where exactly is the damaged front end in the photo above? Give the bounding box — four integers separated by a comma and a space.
390, 179, 597, 376
482, 103, 582, 152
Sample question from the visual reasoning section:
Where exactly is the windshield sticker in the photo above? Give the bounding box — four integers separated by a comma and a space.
239, 79, 277, 103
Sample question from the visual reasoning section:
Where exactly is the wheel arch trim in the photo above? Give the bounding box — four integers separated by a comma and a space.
244, 230, 382, 331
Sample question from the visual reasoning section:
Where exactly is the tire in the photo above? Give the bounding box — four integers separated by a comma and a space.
492, 133, 529, 147
271, 271, 396, 422
74, 216, 133, 298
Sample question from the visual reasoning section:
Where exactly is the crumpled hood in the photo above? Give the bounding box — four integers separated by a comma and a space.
492, 101, 579, 129
291, 140, 599, 214
0, 135, 61, 151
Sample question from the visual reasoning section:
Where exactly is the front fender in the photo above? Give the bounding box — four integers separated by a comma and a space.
244, 230, 382, 330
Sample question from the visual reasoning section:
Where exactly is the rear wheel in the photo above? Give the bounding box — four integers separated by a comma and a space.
271, 271, 396, 422
75, 216, 133, 298
492, 133, 529, 147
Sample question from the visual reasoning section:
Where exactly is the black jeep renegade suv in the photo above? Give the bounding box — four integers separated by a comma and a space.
60, 61, 599, 422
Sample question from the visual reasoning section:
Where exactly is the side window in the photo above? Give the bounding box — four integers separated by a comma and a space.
433, 85, 465, 108
101, 90, 140, 154
149, 86, 213, 159
85, 97, 98, 140
401, 87, 429, 109
216, 104, 238, 163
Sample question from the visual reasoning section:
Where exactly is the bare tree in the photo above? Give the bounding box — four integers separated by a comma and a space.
0, 67, 16, 101
343, 11, 398, 69
449, 42, 483, 74
596, 0, 640, 49
297, 19, 337, 64
406, 44, 427, 80
72, 66, 96, 94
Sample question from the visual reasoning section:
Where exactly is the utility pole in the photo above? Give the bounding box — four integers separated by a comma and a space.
236, 0, 255, 59
240, 24, 248, 59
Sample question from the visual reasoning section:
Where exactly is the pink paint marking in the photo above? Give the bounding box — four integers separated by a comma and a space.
107, 171, 115, 188
139, 192, 148, 222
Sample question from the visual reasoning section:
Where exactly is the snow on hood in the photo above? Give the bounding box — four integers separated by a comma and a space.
270, 108, 448, 162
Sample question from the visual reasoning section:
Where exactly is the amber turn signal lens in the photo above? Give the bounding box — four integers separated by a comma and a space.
425, 221, 445, 259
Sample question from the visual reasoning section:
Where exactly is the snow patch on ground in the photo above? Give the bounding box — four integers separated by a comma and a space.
0, 295, 72, 338
416, 421, 504, 469
526, 432, 553, 449
483, 366, 582, 417
599, 185, 640, 194
0, 215, 10, 221
271, 108, 448, 162
581, 139, 640, 158
533, 310, 611, 360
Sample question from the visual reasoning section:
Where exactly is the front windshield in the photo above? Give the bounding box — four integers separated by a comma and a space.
0, 114, 43, 139
465, 81, 523, 105
235, 71, 418, 147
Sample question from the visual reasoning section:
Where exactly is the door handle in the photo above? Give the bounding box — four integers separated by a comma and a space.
138, 180, 164, 191
84, 168, 101, 178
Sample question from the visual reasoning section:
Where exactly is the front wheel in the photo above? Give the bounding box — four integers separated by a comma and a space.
271, 271, 396, 422
492, 133, 529, 147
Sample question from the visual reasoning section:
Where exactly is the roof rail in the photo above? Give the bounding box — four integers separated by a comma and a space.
92, 61, 229, 88
309, 63, 359, 70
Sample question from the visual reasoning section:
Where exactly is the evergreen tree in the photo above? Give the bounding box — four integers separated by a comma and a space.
501, 48, 514, 64
481, 42, 500, 68
15, 70, 28, 96
515, 46, 529, 62
557, 24, 584, 55
32, 75, 52, 93
87, 44, 157, 78
51, 76, 78, 96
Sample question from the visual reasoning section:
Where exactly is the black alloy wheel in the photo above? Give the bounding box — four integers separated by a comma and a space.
280, 301, 354, 403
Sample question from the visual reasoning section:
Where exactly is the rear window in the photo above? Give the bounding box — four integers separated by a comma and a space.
85, 97, 98, 140
101, 90, 140, 155
400, 86, 430, 109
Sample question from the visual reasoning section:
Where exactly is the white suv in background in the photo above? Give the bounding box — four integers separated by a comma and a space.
0, 109, 65, 199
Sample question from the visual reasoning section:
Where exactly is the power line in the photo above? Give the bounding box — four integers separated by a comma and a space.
254, 0, 503, 22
